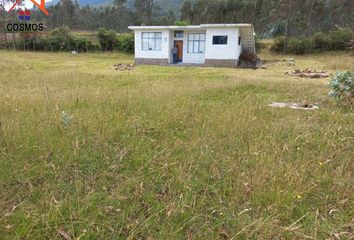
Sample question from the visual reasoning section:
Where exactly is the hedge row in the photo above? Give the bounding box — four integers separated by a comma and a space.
16, 28, 96, 52
96, 28, 134, 53
2, 27, 135, 53
270, 28, 353, 54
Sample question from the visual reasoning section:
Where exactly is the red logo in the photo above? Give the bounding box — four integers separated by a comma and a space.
8, 0, 49, 16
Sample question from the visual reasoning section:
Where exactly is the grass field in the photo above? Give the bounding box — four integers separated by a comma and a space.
0, 50, 353, 239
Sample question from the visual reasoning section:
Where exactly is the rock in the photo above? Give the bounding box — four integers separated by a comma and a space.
286, 69, 331, 78
269, 102, 319, 110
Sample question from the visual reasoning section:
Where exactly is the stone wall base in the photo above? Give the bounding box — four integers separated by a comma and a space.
135, 58, 169, 66
204, 59, 238, 68
135, 58, 242, 68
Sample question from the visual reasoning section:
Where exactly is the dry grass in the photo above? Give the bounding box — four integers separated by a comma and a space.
0, 50, 353, 239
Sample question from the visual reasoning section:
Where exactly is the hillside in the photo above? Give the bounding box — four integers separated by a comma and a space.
48, 0, 183, 13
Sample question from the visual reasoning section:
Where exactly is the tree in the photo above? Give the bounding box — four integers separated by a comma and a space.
0, 0, 14, 49
60, 0, 75, 27
181, 0, 193, 23
134, 0, 160, 24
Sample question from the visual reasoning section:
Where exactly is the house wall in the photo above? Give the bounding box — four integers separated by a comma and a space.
181, 30, 206, 64
134, 30, 170, 65
205, 28, 241, 60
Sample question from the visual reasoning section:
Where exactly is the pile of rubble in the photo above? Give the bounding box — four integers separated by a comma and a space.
286, 69, 331, 78
237, 50, 263, 69
112, 63, 135, 71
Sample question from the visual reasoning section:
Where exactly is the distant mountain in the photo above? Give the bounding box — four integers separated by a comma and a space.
48, 0, 184, 13
126, 0, 183, 13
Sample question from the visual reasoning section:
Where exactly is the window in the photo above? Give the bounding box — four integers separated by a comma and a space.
238, 36, 242, 46
188, 33, 206, 53
213, 35, 228, 45
142, 32, 162, 51
174, 31, 184, 38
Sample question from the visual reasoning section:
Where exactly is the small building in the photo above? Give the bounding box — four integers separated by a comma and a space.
128, 24, 256, 68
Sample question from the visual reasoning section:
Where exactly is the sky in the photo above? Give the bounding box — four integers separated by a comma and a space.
3, 0, 52, 11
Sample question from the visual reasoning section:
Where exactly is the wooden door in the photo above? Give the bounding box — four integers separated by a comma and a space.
174, 40, 183, 62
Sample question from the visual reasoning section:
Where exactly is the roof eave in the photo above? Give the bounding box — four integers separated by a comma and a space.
128, 24, 253, 31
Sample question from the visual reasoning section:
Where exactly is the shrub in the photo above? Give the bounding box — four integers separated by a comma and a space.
270, 36, 285, 53
47, 26, 74, 51
328, 71, 354, 105
32, 37, 47, 51
287, 37, 313, 54
270, 29, 353, 54
97, 28, 117, 51
328, 28, 353, 51
175, 20, 191, 26
72, 36, 96, 52
255, 38, 266, 52
312, 32, 331, 51
14, 28, 96, 52
116, 33, 134, 53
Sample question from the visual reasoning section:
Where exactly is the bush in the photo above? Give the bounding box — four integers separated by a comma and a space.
116, 33, 134, 53
72, 37, 96, 52
328, 28, 353, 51
14, 27, 96, 52
270, 29, 353, 54
270, 36, 285, 53
287, 37, 313, 54
312, 32, 331, 51
255, 38, 266, 52
175, 20, 191, 26
328, 71, 354, 105
97, 28, 117, 51
47, 26, 74, 51
270, 36, 313, 54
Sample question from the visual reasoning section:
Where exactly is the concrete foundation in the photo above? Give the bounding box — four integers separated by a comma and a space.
135, 58, 169, 66
135, 58, 242, 68
204, 59, 238, 68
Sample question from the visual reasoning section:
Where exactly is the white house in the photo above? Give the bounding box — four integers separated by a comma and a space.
128, 24, 256, 68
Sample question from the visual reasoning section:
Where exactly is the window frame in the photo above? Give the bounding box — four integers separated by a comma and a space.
174, 31, 184, 38
141, 32, 162, 51
187, 33, 206, 54
212, 35, 228, 45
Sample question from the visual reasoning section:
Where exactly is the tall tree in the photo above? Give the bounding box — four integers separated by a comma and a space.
0, 0, 13, 49
181, 0, 193, 23
134, 0, 159, 24
60, 0, 75, 27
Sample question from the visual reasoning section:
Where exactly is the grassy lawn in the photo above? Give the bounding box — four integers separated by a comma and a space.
0, 50, 353, 239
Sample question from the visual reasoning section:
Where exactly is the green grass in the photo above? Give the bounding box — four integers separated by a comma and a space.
0, 50, 353, 239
